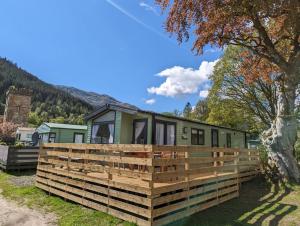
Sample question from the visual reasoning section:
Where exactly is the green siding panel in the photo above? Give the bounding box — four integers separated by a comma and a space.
86, 121, 92, 144
114, 111, 122, 144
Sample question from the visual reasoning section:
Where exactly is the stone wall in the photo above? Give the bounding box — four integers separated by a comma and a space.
3, 87, 32, 126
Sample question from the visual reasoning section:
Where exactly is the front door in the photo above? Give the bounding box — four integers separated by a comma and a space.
133, 119, 148, 144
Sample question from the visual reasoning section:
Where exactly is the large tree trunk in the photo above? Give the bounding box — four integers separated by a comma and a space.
262, 78, 300, 182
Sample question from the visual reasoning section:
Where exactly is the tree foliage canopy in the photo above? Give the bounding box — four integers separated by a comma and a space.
206, 46, 278, 132
157, 0, 299, 81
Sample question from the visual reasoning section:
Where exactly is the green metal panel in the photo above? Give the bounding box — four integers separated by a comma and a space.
120, 112, 133, 144
114, 111, 122, 144
86, 121, 92, 144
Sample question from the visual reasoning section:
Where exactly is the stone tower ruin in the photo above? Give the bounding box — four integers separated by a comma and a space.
3, 86, 32, 126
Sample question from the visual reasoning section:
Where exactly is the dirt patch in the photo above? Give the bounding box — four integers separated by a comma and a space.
0, 190, 57, 226
0, 195, 57, 226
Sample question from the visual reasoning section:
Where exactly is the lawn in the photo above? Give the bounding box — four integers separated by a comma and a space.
0, 171, 300, 226
0, 171, 134, 226
170, 177, 300, 226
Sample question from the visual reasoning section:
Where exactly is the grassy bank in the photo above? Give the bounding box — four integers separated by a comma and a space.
1, 171, 300, 226
0, 172, 134, 226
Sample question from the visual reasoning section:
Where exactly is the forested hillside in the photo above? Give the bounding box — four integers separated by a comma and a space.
0, 58, 93, 125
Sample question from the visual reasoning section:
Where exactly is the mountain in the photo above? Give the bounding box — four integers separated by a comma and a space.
56, 85, 137, 109
0, 58, 136, 126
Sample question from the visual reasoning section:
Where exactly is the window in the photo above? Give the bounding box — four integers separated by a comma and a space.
155, 123, 165, 145
133, 119, 147, 144
74, 133, 84, 144
226, 133, 231, 148
26, 134, 32, 139
191, 129, 205, 145
16, 133, 21, 141
166, 124, 175, 145
42, 134, 48, 143
91, 122, 114, 144
211, 129, 219, 147
155, 121, 176, 145
48, 133, 56, 143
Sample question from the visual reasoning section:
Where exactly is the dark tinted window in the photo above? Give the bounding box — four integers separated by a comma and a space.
191, 129, 205, 145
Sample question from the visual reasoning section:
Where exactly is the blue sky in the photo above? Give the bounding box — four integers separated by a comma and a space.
0, 0, 222, 112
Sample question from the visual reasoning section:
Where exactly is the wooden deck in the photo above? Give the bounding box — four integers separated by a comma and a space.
36, 144, 260, 226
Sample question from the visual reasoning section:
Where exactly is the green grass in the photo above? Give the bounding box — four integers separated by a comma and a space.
1, 172, 300, 226
169, 177, 300, 226
0, 172, 135, 226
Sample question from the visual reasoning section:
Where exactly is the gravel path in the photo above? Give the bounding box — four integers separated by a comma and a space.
0, 194, 57, 226
9, 174, 36, 187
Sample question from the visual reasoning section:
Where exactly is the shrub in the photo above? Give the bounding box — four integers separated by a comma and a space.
0, 122, 19, 145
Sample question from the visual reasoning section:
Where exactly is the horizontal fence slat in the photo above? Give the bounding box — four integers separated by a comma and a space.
36, 144, 260, 226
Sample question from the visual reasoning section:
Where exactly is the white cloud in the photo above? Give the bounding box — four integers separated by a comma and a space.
139, 2, 158, 15
199, 90, 209, 98
145, 98, 156, 105
147, 60, 218, 97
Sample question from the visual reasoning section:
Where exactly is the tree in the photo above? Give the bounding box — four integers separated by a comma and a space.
192, 99, 209, 122
163, 109, 182, 117
50, 116, 65, 124
157, 0, 300, 181
207, 46, 276, 132
28, 112, 42, 126
183, 102, 193, 119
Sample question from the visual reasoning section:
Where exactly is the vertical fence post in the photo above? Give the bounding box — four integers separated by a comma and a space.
185, 149, 190, 215
84, 148, 89, 174
67, 148, 72, 171
235, 150, 240, 192
149, 149, 154, 189
213, 149, 218, 176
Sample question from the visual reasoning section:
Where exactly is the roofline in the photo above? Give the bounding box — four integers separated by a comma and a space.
43, 122, 87, 130
137, 109, 248, 133
84, 104, 248, 133
84, 103, 138, 121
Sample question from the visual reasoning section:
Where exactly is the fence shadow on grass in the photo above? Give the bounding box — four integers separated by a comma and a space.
5, 169, 36, 177
168, 176, 297, 226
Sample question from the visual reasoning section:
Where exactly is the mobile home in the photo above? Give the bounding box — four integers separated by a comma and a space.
15, 127, 36, 145
36, 123, 87, 144
85, 104, 249, 148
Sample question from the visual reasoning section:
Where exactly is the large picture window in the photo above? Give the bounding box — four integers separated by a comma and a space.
155, 120, 176, 145
91, 122, 114, 144
191, 128, 205, 145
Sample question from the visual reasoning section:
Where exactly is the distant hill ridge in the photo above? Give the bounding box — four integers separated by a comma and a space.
0, 58, 136, 125
56, 85, 137, 109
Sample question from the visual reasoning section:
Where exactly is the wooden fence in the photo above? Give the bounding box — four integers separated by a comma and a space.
0, 145, 39, 170
36, 144, 260, 226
